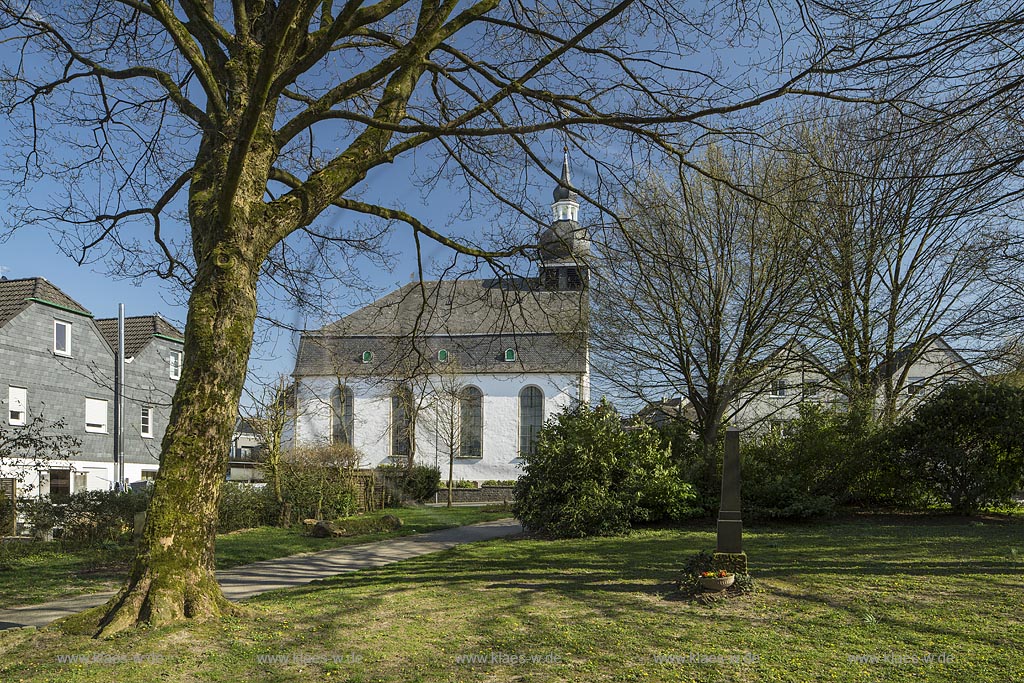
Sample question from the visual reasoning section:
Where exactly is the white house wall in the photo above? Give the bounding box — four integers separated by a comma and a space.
294, 372, 584, 482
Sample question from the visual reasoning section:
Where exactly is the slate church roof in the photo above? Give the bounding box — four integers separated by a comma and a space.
295, 278, 588, 377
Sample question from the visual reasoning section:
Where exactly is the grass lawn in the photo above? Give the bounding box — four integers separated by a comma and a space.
0, 505, 511, 608
0, 513, 1020, 682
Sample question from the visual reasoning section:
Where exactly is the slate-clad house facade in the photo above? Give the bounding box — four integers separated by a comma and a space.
291, 157, 590, 482
0, 277, 184, 496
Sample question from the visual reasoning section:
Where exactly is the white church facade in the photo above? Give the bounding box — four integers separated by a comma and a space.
290, 156, 590, 482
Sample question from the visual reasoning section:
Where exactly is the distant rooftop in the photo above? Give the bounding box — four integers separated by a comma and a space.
0, 276, 92, 327
95, 315, 184, 357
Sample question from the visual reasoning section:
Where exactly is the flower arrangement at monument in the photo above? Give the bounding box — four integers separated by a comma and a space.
698, 569, 735, 590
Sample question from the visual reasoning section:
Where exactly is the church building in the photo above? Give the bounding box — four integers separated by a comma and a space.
290, 156, 590, 482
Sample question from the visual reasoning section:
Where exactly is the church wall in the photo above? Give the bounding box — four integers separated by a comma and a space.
294, 371, 585, 482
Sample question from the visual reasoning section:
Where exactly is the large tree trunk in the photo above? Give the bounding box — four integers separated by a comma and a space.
86, 245, 261, 637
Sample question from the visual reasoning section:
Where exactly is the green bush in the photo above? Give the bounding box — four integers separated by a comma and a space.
218, 482, 276, 532
453, 479, 478, 488
741, 405, 868, 518
892, 382, 1024, 514
277, 444, 363, 521
379, 464, 440, 502
481, 480, 516, 487
19, 489, 151, 545
654, 419, 718, 511
513, 401, 699, 538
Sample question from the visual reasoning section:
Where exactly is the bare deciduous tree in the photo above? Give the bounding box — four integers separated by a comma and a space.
794, 108, 1017, 422
592, 141, 813, 491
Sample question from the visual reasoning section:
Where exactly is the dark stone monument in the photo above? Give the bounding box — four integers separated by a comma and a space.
715, 427, 747, 573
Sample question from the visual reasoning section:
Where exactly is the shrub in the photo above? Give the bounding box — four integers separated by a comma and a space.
739, 403, 915, 519
378, 463, 440, 503
218, 482, 276, 532
19, 489, 152, 545
453, 479, 478, 488
481, 480, 516, 487
892, 382, 1024, 514
279, 444, 363, 521
513, 401, 699, 538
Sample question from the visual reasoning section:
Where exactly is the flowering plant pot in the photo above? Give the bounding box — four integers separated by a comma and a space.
698, 571, 735, 591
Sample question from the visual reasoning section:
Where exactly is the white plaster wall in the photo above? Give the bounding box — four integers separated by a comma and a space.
294, 372, 583, 482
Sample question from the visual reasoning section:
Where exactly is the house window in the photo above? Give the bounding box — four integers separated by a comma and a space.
504, 348, 516, 362
141, 406, 153, 438
53, 320, 71, 356
770, 379, 787, 397
460, 386, 483, 458
391, 386, 412, 457
331, 385, 355, 445
907, 377, 926, 395
438, 349, 449, 363
141, 470, 158, 481
85, 398, 108, 433
8, 386, 27, 426
519, 386, 544, 457
73, 472, 88, 493
169, 350, 182, 380
802, 382, 819, 398
48, 469, 71, 499
361, 350, 373, 364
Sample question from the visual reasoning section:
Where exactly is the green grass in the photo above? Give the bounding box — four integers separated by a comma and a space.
0, 505, 511, 608
0, 513, 1020, 682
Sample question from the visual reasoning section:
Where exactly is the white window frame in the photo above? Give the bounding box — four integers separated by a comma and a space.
53, 320, 71, 356
169, 350, 182, 380
906, 377, 926, 395
85, 398, 108, 433
8, 386, 27, 426
769, 379, 788, 398
141, 406, 153, 438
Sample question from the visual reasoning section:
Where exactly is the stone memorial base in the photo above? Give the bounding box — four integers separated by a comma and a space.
713, 551, 748, 575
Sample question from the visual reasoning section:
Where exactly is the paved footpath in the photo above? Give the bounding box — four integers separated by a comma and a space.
0, 518, 522, 631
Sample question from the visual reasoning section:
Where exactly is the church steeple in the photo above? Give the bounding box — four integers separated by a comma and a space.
551, 149, 580, 223
539, 149, 589, 291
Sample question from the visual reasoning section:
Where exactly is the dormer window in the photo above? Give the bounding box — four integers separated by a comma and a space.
504, 348, 516, 362
53, 320, 71, 356
361, 350, 373, 364
438, 349, 449, 362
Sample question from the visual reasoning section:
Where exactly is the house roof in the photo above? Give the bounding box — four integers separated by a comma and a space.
871, 335, 980, 381
94, 315, 184, 357
297, 278, 588, 377
0, 277, 92, 327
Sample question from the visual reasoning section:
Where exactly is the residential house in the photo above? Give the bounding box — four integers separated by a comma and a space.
290, 155, 590, 482
0, 277, 184, 497
730, 335, 979, 433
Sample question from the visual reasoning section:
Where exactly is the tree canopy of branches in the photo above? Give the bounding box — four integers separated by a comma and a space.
794, 107, 1016, 422
592, 141, 813, 490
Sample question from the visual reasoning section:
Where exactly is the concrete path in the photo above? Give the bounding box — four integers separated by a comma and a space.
0, 518, 522, 631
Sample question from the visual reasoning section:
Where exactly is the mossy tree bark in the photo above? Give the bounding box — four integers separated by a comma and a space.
96, 124, 279, 635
